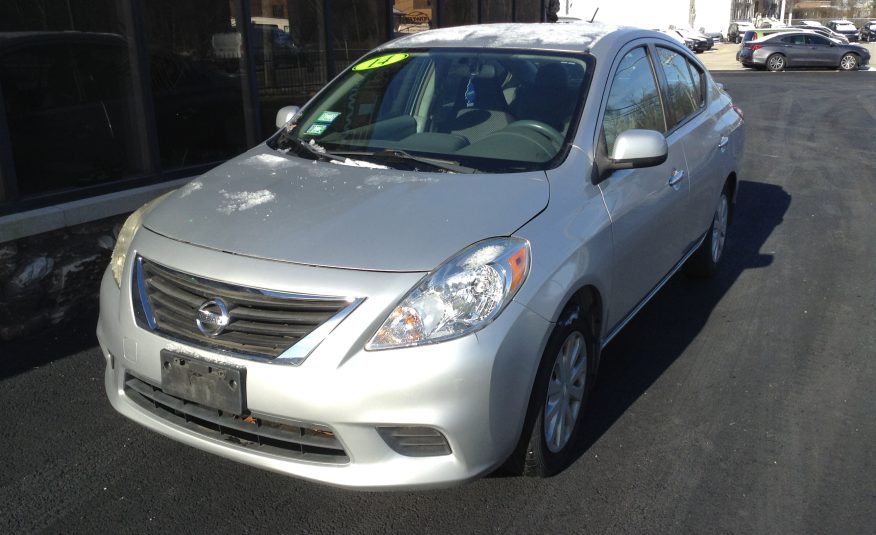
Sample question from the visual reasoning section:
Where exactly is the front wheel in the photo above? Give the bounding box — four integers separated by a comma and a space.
766, 54, 786, 72
685, 186, 730, 278
839, 53, 859, 71
515, 298, 598, 477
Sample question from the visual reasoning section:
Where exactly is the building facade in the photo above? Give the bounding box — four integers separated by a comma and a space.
0, 0, 552, 340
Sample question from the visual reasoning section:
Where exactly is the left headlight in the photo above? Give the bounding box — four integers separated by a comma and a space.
110, 190, 176, 287
366, 237, 530, 351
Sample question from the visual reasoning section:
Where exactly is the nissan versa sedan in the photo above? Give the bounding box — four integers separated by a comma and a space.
738, 31, 870, 71
98, 23, 744, 489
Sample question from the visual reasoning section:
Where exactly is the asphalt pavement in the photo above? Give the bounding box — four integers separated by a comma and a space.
2, 71, 875, 534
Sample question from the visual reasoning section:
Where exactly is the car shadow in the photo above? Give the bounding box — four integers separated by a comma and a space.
0, 305, 99, 380
558, 179, 791, 467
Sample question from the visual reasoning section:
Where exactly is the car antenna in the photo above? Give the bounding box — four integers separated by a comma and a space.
589, 8, 599, 23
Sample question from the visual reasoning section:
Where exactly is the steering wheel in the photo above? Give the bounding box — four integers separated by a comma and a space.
505, 120, 565, 146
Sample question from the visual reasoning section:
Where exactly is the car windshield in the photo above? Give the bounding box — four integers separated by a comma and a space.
835, 23, 856, 31
270, 48, 593, 173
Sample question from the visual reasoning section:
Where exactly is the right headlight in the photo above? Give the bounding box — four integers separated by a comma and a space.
110, 190, 175, 287
366, 237, 530, 351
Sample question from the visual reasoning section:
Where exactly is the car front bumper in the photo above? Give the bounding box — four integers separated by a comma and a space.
97, 228, 552, 489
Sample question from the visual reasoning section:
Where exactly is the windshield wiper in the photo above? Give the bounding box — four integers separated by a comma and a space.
334, 149, 476, 174
277, 133, 349, 164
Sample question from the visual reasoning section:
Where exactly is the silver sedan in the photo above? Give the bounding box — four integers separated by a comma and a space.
98, 23, 744, 489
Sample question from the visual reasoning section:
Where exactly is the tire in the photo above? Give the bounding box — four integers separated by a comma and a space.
685, 185, 730, 278
766, 54, 786, 72
839, 53, 859, 71
514, 297, 599, 477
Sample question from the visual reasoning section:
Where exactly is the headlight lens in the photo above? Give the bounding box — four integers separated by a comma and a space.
110, 190, 176, 287
366, 237, 530, 350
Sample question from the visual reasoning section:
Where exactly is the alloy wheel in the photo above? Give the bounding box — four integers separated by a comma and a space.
711, 194, 729, 263
544, 331, 588, 453
841, 54, 858, 70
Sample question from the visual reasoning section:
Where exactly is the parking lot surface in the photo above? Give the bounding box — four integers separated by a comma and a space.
2, 71, 875, 534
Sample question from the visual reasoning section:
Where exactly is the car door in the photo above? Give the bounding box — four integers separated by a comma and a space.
596, 43, 691, 328
777, 33, 805, 64
804, 34, 835, 66
654, 45, 721, 247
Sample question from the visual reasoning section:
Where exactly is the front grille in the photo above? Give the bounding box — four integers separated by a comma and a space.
133, 256, 359, 361
124, 375, 349, 463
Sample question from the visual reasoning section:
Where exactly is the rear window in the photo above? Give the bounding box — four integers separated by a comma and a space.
742, 30, 757, 42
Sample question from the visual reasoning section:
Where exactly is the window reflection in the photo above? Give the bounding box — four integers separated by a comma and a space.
393, 1, 434, 36
603, 47, 666, 154
143, 0, 247, 171
442, 0, 478, 27
0, 2, 145, 196
253, 0, 328, 138
481, 0, 512, 23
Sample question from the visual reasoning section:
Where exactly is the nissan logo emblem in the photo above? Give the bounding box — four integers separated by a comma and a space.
196, 298, 230, 337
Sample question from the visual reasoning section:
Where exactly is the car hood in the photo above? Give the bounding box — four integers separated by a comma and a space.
143, 145, 549, 272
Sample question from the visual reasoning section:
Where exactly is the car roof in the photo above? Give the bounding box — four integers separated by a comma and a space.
752, 30, 818, 42
379, 23, 663, 55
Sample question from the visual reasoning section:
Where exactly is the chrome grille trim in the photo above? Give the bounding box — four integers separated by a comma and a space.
133, 255, 363, 365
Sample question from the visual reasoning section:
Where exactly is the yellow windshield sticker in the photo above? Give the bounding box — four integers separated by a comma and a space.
352, 53, 409, 71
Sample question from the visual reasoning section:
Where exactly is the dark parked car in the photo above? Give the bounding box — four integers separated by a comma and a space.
861, 21, 876, 42
826, 20, 860, 42
737, 31, 870, 71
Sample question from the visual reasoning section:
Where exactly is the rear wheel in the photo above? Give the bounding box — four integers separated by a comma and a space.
766, 54, 786, 72
685, 185, 730, 278
839, 53, 859, 71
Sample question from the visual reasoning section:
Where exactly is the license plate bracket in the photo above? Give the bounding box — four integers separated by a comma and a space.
160, 350, 246, 415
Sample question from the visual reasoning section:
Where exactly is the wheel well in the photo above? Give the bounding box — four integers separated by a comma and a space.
725, 172, 738, 224
571, 285, 603, 346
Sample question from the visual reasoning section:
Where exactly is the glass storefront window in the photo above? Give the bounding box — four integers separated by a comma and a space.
142, 0, 248, 171
442, 0, 478, 27
252, 0, 329, 139
515, 0, 543, 23
481, 1, 512, 23
0, 1, 147, 197
330, 0, 389, 72
393, 1, 434, 36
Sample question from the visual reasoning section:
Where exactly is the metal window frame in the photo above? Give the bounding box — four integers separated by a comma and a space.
0, 82, 17, 203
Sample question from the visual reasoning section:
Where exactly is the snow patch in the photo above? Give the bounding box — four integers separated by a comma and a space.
218, 189, 276, 214
387, 22, 617, 51
330, 158, 389, 170
363, 174, 438, 186
178, 180, 203, 198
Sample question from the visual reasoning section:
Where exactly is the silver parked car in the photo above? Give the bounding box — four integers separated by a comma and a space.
98, 23, 745, 489
738, 31, 870, 71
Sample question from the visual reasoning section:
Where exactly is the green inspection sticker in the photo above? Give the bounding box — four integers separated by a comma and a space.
352, 53, 409, 71
316, 111, 341, 123
304, 123, 328, 135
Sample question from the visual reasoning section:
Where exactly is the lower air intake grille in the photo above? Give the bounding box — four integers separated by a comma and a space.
124, 375, 349, 463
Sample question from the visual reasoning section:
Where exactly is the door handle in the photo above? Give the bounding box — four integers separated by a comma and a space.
718, 136, 729, 150
668, 169, 685, 189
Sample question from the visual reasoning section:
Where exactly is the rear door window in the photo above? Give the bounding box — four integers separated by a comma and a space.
655, 47, 702, 129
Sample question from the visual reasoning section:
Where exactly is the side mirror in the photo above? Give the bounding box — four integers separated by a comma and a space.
606, 129, 669, 173
275, 105, 301, 129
